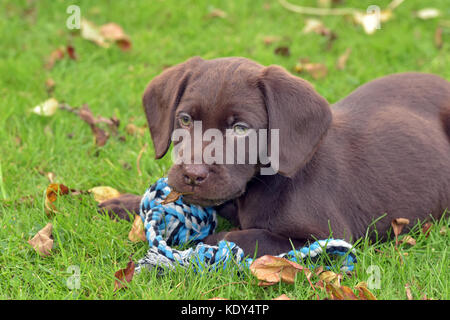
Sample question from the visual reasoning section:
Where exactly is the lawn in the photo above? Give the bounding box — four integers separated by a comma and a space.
0, 0, 448, 300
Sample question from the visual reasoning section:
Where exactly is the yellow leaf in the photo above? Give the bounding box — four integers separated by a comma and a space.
32, 98, 59, 116
128, 215, 147, 243
89, 186, 121, 203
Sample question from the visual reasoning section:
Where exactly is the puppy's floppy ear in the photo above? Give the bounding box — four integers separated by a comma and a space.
142, 56, 203, 159
258, 65, 332, 177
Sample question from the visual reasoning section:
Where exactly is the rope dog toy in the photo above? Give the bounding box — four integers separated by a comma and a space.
136, 178, 357, 273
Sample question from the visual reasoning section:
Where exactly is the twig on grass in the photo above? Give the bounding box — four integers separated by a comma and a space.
137, 143, 148, 176
278, 0, 405, 16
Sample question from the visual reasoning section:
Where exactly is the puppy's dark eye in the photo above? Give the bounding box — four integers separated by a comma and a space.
178, 113, 192, 127
232, 122, 249, 136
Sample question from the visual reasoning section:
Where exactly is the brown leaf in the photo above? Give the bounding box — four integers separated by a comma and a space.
126, 123, 146, 136
325, 283, 344, 300
89, 186, 121, 203
434, 27, 443, 50
405, 283, 413, 300
45, 47, 65, 70
45, 78, 56, 94
263, 35, 281, 45
355, 282, 377, 300
274, 46, 290, 57
205, 8, 227, 19
336, 48, 352, 70
272, 294, 291, 300
128, 215, 147, 242
161, 190, 192, 205
300, 63, 328, 80
78, 105, 111, 146
28, 223, 53, 256
319, 270, 341, 286
99, 23, 132, 51
66, 45, 77, 60
340, 285, 359, 300
399, 235, 416, 246
391, 218, 410, 245
250, 255, 307, 286
45, 183, 70, 213
422, 222, 433, 238
114, 257, 135, 291
302, 18, 337, 50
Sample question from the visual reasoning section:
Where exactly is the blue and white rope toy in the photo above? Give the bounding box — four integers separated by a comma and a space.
135, 178, 357, 273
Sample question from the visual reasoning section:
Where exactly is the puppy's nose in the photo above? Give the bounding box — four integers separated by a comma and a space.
182, 164, 209, 186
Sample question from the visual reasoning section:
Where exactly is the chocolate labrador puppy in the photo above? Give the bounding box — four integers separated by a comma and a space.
100, 57, 450, 257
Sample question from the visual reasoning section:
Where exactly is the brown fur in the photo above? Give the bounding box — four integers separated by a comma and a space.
99, 57, 450, 257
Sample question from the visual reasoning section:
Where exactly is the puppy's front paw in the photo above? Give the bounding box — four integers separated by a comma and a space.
98, 194, 142, 221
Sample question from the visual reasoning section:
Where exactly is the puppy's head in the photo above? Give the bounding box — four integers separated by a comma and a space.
142, 57, 331, 206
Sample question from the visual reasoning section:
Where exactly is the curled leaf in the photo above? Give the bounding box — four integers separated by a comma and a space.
391, 218, 410, 245
250, 255, 307, 286
114, 257, 135, 291
355, 282, 377, 300
28, 223, 53, 256
89, 186, 121, 203
32, 98, 59, 116
45, 183, 70, 214
128, 215, 147, 242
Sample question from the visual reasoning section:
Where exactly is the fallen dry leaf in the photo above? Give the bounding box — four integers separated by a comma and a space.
89, 186, 121, 203
422, 222, 433, 238
391, 218, 410, 245
45, 78, 56, 95
32, 98, 59, 116
263, 35, 282, 45
405, 283, 413, 300
399, 235, 416, 246
99, 23, 132, 51
161, 190, 193, 205
81, 19, 131, 51
28, 223, 53, 256
66, 45, 77, 60
45, 47, 65, 70
355, 282, 377, 300
205, 8, 227, 19
128, 215, 147, 243
274, 46, 291, 57
336, 48, 352, 70
415, 8, 441, 20
250, 255, 307, 286
272, 294, 291, 300
319, 270, 341, 286
114, 257, 135, 291
302, 18, 336, 50
81, 18, 109, 48
295, 62, 328, 80
75, 104, 113, 147
45, 183, 70, 214
125, 123, 146, 136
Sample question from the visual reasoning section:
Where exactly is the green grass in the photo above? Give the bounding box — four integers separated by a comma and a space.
0, 0, 449, 300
